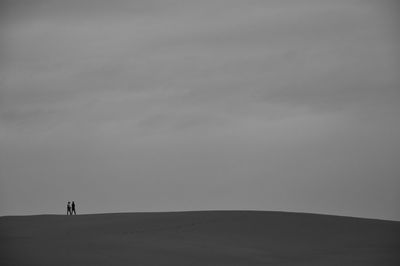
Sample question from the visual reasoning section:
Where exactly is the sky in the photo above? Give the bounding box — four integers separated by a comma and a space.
1, 0, 399, 220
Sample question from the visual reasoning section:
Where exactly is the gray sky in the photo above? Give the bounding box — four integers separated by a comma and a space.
1, 0, 399, 220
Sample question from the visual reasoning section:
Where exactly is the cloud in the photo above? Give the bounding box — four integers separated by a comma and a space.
1, 0, 398, 140
1, 0, 399, 219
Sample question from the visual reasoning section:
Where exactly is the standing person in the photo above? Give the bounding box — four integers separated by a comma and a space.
67, 202, 71, 215
71, 201, 76, 215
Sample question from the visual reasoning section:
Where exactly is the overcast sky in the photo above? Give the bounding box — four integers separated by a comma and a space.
1, 0, 399, 220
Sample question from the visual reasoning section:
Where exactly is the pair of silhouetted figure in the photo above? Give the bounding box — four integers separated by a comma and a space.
67, 201, 76, 215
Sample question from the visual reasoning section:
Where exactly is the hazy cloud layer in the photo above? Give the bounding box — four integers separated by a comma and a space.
1, 0, 399, 219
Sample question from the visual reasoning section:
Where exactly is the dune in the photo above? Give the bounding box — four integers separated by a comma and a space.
1, 211, 399, 265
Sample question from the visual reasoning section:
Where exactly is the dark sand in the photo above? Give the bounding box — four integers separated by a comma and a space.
1, 211, 399, 265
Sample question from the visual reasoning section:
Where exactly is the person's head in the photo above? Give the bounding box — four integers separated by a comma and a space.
68, 202, 70, 204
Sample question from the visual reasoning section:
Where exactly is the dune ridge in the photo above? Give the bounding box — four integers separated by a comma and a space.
1, 211, 399, 265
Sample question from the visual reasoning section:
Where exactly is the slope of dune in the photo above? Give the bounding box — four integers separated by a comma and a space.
1, 211, 399, 265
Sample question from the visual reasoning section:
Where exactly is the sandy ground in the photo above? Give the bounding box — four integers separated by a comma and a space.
1, 211, 399, 265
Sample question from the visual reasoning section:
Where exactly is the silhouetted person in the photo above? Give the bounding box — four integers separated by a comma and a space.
67, 202, 71, 215
71, 201, 76, 215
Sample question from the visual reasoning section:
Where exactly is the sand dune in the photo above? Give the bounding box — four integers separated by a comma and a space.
1, 211, 399, 265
